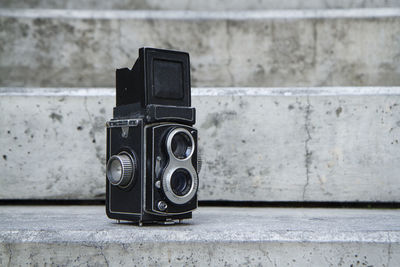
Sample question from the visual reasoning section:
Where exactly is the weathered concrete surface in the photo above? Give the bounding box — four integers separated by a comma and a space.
2, 0, 399, 10
1, 87, 400, 202
0, 206, 399, 266
0, 9, 400, 87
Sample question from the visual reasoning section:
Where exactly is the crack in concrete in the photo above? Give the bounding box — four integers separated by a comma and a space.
387, 232, 392, 267
225, 20, 234, 86
6, 243, 12, 267
83, 96, 103, 167
99, 245, 110, 267
312, 20, 318, 69
83, 96, 93, 125
324, 255, 334, 266
303, 95, 312, 200
206, 244, 214, 265
258, 244, 276, 266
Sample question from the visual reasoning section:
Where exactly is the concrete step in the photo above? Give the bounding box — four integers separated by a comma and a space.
0, 206, 399, 266
0, 9, 399, 87
1, 87, 400, 202
2, 0, 399, 10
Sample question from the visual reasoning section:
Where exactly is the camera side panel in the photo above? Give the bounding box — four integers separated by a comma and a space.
106, 120, 143, 220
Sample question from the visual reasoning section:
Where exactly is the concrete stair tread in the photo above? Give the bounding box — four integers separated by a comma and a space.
1, 0, 400, 10
1, 205, 399, 265
1, 205, 399, 243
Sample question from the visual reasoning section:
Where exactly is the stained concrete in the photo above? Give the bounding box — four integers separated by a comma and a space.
0, 206, 399, 266
1, 87, 400, 202
2, 0, 400, 10
0, 9, 399, 87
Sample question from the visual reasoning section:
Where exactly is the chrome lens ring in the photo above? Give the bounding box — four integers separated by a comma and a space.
162, 127, 198, 204
163, 166, 198, 205
166, 128, 195, 161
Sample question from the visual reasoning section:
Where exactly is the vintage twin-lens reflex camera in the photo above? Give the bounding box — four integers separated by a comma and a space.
105, 47, 199, 225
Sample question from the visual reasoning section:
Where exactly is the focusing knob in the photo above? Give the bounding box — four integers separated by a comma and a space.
106, 152, 136, 187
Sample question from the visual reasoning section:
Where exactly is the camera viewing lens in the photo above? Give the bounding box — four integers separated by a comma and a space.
171, 131, 193, 159
170, 169, 192, 196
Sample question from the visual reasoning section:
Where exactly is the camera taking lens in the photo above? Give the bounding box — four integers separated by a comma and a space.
170, 169, 193, 196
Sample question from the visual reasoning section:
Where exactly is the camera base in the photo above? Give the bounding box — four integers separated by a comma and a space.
110, 211, 192, 226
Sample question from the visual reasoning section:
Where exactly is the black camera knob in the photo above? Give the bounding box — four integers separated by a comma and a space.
106, 152, 136, 187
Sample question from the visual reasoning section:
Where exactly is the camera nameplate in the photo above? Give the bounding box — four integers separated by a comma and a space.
106, 119, 139, 128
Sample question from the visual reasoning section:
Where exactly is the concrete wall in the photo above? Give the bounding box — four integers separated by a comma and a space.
1, 0, 400, 10
1, 87, 399, 202
1, 9, 399, 88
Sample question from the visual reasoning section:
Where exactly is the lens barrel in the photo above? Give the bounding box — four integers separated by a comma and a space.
170, 169, 192, 196
171, 131, 193, 159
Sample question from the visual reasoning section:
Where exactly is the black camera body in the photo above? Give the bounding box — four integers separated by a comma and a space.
105, 48, 199, 225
